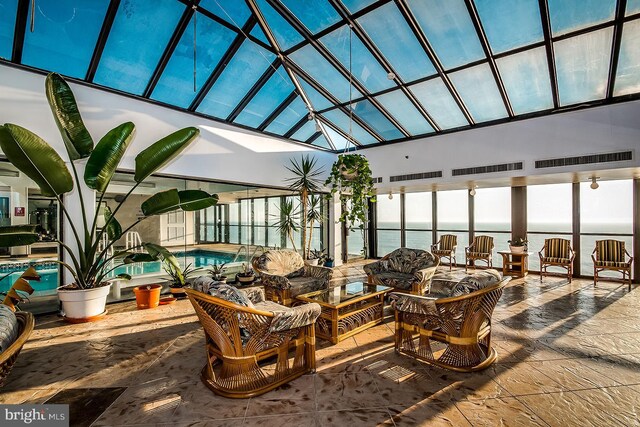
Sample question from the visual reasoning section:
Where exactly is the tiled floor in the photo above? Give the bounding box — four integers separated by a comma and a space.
2, 262, 640, 426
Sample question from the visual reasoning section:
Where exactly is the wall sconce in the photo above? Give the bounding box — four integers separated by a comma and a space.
469, 186, 476, 196
388, 192, 393, 200
590, 176, 599, 190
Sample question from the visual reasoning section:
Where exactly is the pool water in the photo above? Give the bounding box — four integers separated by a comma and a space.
0, 249, 240, 296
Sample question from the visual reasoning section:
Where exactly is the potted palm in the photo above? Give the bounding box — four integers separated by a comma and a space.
273, 198, 300, 252
163, 260, 200, 299
209, 262, 228, 283
0, 73, 218, 321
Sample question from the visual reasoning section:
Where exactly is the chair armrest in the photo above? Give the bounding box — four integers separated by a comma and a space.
414, 265, 439, 284
430, 240, 440, 252
260, 272, 292, 290
239, 286, 265, 304
625, 249, 634, 265
363, 260, 385, 276
304, 264, 333, 283
269, 302, 321, 332
569, 247, 576, 262
451, 245, 457, 253
465, 245, 474, 254
390, 292, 439, 316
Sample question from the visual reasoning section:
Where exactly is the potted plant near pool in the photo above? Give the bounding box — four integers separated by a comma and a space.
0, 73, 218, 322
163, 261, 200, 299
209, 262, 228, 283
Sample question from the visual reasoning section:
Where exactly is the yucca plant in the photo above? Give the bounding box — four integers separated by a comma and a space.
273, 198, 300, 253
0, 73, 218, 290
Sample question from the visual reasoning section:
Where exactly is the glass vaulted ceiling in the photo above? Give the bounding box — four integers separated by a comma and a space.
2, 0, 639, 151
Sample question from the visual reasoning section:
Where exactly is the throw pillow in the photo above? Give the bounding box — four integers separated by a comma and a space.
0, 305, 19, 354
285, 267, 305, 279
209, 284, 255, 309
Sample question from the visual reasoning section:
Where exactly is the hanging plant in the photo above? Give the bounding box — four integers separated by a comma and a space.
325, 154, 376, 228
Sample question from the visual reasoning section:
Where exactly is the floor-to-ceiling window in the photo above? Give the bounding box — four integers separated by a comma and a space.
405, 192, 433, 250
437, 189, 469, 263
375, 195, 401, 255
474, 187, 511, 268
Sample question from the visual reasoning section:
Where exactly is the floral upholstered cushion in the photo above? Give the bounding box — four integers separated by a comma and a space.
191, 276, 216, 294
209, 284, 255, 309
285, 267, 306, 279
371, 272, 415, 290
428, 270, 502, 298
254, 250, 305, 277
386, 248, 438, 274
269, 303, 321, 333
0, 304, 19, 354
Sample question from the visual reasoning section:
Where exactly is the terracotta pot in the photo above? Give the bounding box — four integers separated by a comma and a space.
133, 284, 162, 310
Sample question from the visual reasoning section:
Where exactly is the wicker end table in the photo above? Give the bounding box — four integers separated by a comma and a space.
296, 282, 391, 345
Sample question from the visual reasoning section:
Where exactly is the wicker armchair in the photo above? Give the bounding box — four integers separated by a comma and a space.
363, 248, 439, 295
253, 250, 333, 306
465, 235, 494, 271
431, 234, 457, 271
539, 238, 575, 282
185, 286, 320, 398
592, 239, 634, 291
0, 312, 35, 387
392, 273, 510, 372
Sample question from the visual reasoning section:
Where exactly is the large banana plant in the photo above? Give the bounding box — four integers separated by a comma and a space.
0, 73, 218, 289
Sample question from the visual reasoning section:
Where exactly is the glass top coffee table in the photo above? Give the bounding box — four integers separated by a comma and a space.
296, 282, 392, 345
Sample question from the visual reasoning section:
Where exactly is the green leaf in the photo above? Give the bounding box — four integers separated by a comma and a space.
141, 189, 181, 216
134, 127, 199, 183
0, 124, 73, 197
45, 73, 93, 160
178, 190, 218, 211
116, 273, 131, 280
0, 225, 39, 247
85, 122, 135, 192
123, 253, 157, 264
103, 206, 122, 241
144, 243, 177, 267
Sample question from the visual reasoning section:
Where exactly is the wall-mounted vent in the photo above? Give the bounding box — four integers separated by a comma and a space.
452, 162, 523, 176
372, 177, 383, 184
389, 170, 442, 182
535, 151, 633, 169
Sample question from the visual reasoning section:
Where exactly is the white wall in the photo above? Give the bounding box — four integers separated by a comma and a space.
0, 65, 336, 188
363, 100, 640, 191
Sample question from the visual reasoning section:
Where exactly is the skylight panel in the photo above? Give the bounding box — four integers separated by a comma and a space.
474, 0, 543, 54
374, 90, 434, 135
323, 125, 355, 150
449, 63, 508, 122
199, 0, 251, 29
234, 66, 295, 128
311, 133, 333, 149
320, 25, 395, 93
496, 47, 553, 114
614, 20, 640, 96
265, 97, 308, 135
151, 13, 236, 109
627, 0, 640, 15
289, 44, 363, 102
409, 78, 469, 129
554, 27, 613, 106
548, 0, 616, 36
291, 120, 317, 142
22, 0, 110, 79
296, 77, 334, 111
0, 0, 18, 60
254, 0, 304, 50
357, 2, 436, 82
196, 40, 276, 118
322, 109, 377, 145
94, 0, 185, 95
407, 0, 485, 70
349, 99, 403, 140
280, 0, 341, 34
340, 0, 377, 14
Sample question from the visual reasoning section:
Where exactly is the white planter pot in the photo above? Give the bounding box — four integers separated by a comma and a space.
509, 245, 525, 254
57, 284, 111, 321
305, 258, 320, 266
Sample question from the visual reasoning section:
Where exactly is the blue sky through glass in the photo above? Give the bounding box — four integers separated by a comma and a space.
265, 96, 307, 135
320, 25, 395, 93
614, 19, 640, 96
94, 0, 185, 94
196, 40, 275, 118
475, 0, 543, 54
340, 0, 376, 14
548, 0, 615, 36
497, 47, 553, 114
323, 125, 356, 150
199, 0, 250, 29
22, 0, 109, 79
234, 66, 295, 128
280, 0, 340, 34
152, 13, 236, 108
357, 2, 436, 82
296, 77, 333, 111
449, 63, 508, 122
375, 89, 434, 135
311, 134, 332, 149
408, 0, 485, 70
322, 109, 377, 145
409, 78, 469, 129
291, 120, 316, 142
254, 0, 303, 50
350, 99, 403, 140
250, 25, 269, 44
555, 27, 613, 105
0, 0, 18, 60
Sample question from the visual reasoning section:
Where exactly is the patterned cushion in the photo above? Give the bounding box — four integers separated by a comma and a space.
467, 251, 491, 257
285, 267, 305, 279
452, 269, 501, 296
0, 305, 19, 354
596, 240, 626, 263
473, 236, 494, 254
541, 257, 571, 264
433, 249, 454, 256
545, 238, 571, 259
191, 276, 216, 294
254, 250, 305, 277
373, 272, 415, 290
386, 248, 437, 274
209, 284, 255, 309
595, 261, 630, 268
288, 277, 325, 297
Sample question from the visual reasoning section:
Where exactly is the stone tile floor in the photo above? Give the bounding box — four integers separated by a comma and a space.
1, 262, 640, 426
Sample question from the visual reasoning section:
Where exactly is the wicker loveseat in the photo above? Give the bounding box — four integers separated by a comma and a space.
186, 284, 320, 398
363, 248, 440, 295
252, 250, 333, 306
392, 269, 510, 372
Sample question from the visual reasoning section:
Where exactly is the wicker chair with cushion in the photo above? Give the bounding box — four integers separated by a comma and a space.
392, 270, 510, 372
185, 285, 320, 398
465, 235, 494, 271
539, 238, 575, 282
253, 250, 333, 306
363, 248, 440, 295
592, 239, 634, 291
431, 234, 457, 271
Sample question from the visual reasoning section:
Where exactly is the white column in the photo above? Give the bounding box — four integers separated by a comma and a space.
328, 193, 343, 267
61, 160, 95, 285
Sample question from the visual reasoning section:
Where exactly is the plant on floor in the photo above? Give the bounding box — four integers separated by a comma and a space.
209, 262, 228, 282
236, 263, 255, 284
163, 260, 200, 289
0, 73, 218, 293
284, 155, 324, 259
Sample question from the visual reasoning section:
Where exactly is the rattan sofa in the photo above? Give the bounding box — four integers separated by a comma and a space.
363, 248, 440, 295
